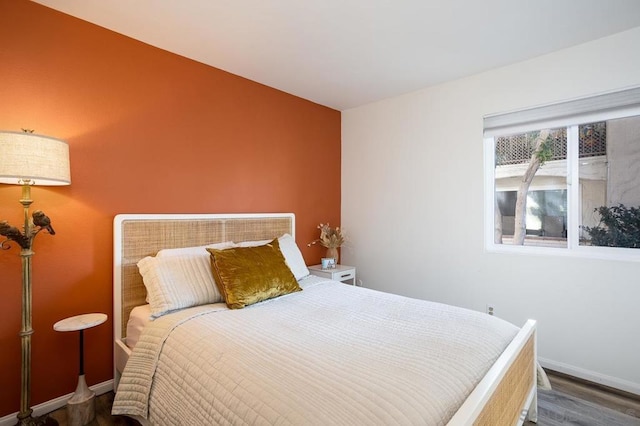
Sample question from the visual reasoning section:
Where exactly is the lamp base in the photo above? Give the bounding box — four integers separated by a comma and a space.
16, 413, 58, 426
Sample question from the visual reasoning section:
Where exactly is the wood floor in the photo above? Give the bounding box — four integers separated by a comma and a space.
44, 370, 640, 425
526, 371, 640, 426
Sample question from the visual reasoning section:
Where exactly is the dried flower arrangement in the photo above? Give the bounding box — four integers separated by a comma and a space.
308, 223, 345, 249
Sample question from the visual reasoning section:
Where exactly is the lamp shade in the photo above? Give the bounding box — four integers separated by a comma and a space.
0, 131, 71, 186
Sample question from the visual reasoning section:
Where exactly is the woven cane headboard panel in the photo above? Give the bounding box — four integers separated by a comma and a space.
113, 213, 295, 339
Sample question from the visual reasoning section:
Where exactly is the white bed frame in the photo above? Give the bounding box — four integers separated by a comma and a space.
113, 213, 538, 426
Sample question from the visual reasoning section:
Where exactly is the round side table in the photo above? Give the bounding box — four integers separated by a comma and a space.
53, 313, 107, 426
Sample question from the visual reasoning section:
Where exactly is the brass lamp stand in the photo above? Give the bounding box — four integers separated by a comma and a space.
0, 130, 71, 426
1, 182, 58, 425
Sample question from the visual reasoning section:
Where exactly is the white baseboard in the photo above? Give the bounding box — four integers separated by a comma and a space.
0, 379, 113, 426
539, 357, 640, 396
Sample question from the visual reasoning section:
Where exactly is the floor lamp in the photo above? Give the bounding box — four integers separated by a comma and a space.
0, 130, 71, 426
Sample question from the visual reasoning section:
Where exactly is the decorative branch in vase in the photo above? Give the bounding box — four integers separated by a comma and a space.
308, 223, 345, 264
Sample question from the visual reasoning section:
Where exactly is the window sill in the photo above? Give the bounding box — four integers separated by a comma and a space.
486, 242, 640, 262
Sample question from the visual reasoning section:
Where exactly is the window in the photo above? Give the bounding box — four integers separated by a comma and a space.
484, 87, 640, 260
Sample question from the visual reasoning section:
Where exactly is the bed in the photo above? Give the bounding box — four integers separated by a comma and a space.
112, 213, 538, 425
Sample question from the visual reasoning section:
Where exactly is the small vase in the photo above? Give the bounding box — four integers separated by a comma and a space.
325, 247, 339, 265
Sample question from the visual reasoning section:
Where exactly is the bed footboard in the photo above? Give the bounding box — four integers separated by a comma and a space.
448, 319, 537, 426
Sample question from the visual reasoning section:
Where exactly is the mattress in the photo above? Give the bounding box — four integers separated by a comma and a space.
113, 276, 519, 425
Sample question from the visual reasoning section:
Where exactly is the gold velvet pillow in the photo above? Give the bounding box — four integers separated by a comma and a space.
206, 238, 301, 309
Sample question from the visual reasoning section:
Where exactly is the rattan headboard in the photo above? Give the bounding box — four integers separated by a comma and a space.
113, 213, 295, 339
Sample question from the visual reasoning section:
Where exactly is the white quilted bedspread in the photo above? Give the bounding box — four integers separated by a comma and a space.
113, 277, 518, 425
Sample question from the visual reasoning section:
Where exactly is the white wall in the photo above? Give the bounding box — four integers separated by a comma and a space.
342, 27, 640, 393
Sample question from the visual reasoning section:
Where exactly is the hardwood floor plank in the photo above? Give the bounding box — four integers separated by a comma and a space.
536, 389, 640, 426
548, 371, 640, 419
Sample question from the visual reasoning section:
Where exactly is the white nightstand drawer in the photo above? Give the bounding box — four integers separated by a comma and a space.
308, 264, 356, 285
335, 270, 355, 281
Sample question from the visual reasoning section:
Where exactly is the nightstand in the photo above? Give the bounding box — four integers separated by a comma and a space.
53, 313, 107, 426
308, 264, 356, 285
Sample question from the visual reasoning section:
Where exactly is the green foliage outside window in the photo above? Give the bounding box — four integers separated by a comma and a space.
583, 204, 640, 248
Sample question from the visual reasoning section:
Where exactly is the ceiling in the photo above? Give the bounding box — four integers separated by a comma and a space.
33, 0, 640, 110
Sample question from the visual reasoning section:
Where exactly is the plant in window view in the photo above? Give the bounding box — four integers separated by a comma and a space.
494, 128, 565, 245
493, 120, 617, 249
512, 129, 552, 245
582, 204, 640, 248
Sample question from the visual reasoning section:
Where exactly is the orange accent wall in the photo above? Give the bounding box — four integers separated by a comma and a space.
0, 1, 340, 416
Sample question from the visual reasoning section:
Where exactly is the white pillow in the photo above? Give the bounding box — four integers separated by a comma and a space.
277, 234, 310, 280
236, 234, 309, 280
156, 241, 234, 257
141, 242, 233, 303
137, 254, 221, 318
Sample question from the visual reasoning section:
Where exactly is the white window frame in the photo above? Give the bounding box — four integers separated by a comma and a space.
484, 87, 640, 262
